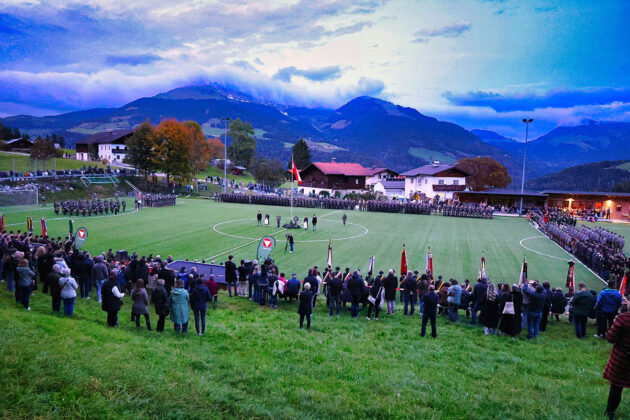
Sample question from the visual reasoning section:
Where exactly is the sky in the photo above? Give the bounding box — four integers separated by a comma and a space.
0, 0, 629, 138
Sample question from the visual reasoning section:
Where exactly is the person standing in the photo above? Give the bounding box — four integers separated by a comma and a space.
224, 255, 237, 298
327, 268, 343, 316
383, 269, 398, 315
59, 268, 78, 316
190, 278, 211, 335
342, 213, 347, 226
276, 214, 282, 228
92, 255, 108, 303
131, 279, 151, 330
522, 283, 546, 339
499, 285, 523, 338
16, 259, 35, 310
482, 282, 500, 335
570, 282, 596, 339
366, 271, 383, 320
312, 214, 318, 231
298, 282, 313, 330
403, 273, 418, 316
257, 211, 262, 226
447, 279, 462, 322
170, 279, 190, 333
48, 264, 63, 313
264, 213, 270, 227
603, 307, 630, 419
348, 271, 364, 318
287, 233, 295, 253
102, 273, 125, 327
237, 260, 248, 297
303, 217, 308, 230
151, 278, 169, 332
421, 285, 438, 338
596, 281, 623, 338
470, 277, 488, 325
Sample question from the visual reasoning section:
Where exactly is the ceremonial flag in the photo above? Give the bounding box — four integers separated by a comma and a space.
400, 245, 408, 275
0, 214, 4, 233
620, 274, 627, 297
26, 215, 33, 232
41, 218, 47, 236
478, 254, 486, 279
327, 240, 333, 267
426, 247, 433, 276
519, 258, 528, 284
291, 155, 302, 185
368, 256, 375, 274
566, 261, 575, 289
69, 219, 74, 236
138, 191, 142, 203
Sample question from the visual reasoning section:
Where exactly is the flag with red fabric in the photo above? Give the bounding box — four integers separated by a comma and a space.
479, 255, 486, 279
291, 156, 302, 185
426, 248, 433, 276
0, 214, 4, 233
620, 274, 627, 297
400, 245, 408, 275
41, 218, 47, 236
566, 261, 575, 289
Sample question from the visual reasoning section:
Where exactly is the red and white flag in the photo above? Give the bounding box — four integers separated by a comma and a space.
426, 248, 433, 276
41, 218, 47, 236
479, 255, 486, 279
291, 155, 302, 185
566, 261, 575, 289
400, 245, 408, 275
620, 274, 627, 297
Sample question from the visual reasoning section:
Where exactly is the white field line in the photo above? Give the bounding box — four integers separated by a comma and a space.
521, 224, 606, 284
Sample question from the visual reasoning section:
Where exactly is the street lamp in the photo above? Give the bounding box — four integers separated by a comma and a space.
222, 117, 231, 193
519, 118, 534, 215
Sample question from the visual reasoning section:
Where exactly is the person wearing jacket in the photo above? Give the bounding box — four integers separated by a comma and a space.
102, 273, 125, 327
383, 270, 398, 315
570, 282, 596, 339
92, 255, 109, 303
16, 259, 35, 310
170, 279, 190, 333
286, 274, 301, 301
366, 271, 384, 321
48, 264, 63, 312
298, 282, 313, 330
470, 277, 488, 325
327, 268, 343, 316
499, 285, 523, 338
447, 279, 462, 322
550, 288, 566, 321
482, 282, 501, 335
522, 282, 546, 339
151, 278, 169, 332
403, 273, 417, 316
421, 285, 439, 338
131, 279, 151, 330
596, 281, 623, 338
348, 271, 364, 318
603, 309, 630, 420
3, 252, 17, 292
59, 268, 78, 316
539, 282, 553, 332
257, 271, 269, 306
190, 278, 212, 335
224, 255, 237, 297
205, 275, 219, 307
35, 246, 54, 294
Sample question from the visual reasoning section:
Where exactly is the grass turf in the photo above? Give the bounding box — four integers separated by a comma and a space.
0, 151, 108, 172
0, 199, 613, 291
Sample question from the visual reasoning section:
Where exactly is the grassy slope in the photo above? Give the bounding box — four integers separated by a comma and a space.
0, 152, 107, 172
0, 200, 612, 291
0, 287, 616, 419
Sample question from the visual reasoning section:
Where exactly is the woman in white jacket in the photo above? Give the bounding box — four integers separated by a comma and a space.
59, 268, 79, 316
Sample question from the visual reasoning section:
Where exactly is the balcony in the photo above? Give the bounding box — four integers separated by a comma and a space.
433, 184, 466, 192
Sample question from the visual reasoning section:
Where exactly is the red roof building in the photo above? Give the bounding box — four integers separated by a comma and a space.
299, 162, 371, 190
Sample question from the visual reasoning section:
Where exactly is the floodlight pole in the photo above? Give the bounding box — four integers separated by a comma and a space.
519, 118, 534, 216
222, 117, 231, 193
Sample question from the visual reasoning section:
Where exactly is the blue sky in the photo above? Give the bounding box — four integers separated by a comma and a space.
0, 0, 629, 138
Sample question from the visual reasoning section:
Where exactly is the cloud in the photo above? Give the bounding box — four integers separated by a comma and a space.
443, 88, 630, 112
105, 54, 162, 66
254, 58, 264, 66
273, 66, 343, 82
412, 21, 471, 43
331, 21, 373, 36
230, 60, 259, 72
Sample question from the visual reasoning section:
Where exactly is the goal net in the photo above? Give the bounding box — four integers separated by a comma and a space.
0, 189, 39, 208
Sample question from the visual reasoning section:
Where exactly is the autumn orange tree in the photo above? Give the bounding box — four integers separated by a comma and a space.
183, 121, 212, 175
152, 119, 194, 182
456, 157, 512, 191
207, 137, 225, 160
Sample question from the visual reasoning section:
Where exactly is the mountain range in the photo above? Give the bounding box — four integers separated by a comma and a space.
2, 83, 630, 181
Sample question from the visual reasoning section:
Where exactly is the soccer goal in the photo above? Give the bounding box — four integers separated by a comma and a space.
0, 189, 39, 208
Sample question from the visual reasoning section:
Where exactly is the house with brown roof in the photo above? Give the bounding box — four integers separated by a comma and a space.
4, 138, 33, 153
75, 130, 133, 164
299, 162, 372, 193
401, 162, 469, 199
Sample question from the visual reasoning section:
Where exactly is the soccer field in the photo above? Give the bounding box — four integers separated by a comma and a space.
1, 199, 615, 290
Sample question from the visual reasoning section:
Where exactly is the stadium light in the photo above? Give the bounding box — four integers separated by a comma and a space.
222, 117, 231, 193
519, 118, 534, 216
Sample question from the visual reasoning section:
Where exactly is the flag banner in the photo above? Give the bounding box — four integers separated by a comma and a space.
400, 245, 408, 275
327, 240, 333, 267
566, 261, 575, 289
426, 248, 433, 276
479, 255, 486, 279
292, 156, 302, 185
519, 258, 528, 284
26, 215, 33, 232
368, 256, 375, 274
620, 274, 627, 297
0, 214, 4, 232
41, 218, 47, 236
69, 219, 74, 236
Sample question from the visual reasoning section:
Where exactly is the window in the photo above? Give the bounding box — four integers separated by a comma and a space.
355, 179, 359, 185
424, 179, 428, 185
453, 180, 459, 186
438, 179, 445, 185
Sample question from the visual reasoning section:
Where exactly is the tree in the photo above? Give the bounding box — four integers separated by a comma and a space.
152, 119, 193, 182
207, 138, 225, 160
58, 135, 66, 149
456, 157, 512, 191
125, 120, 158, 182
227, 118, 256, 168
183, 121, 211, 174
291, 138, 311, 169
30, 137, 57, 160
250, 157, 285, 187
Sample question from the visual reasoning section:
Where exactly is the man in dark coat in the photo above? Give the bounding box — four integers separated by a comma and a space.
366, 271, 384, 320
48, 264, 63, 312
421, 285, 438, 338
327, 268, 343, 316
383, 270, 398, 314
570, 282, 595, 339
348, 271, 364, 318
470, 277, 488, 325
102, 273, 125, 327
298, 283, 314, 330
403, 273, 418, 316
158, 263, 175, 294
225, 255, 237, 297
151, 278, 169, 332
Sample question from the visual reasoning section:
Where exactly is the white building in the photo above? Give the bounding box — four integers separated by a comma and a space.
75, 130, 133, 164
401, 162, 469, 200
373, 180, 406, 198
364, 168, 399, 187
